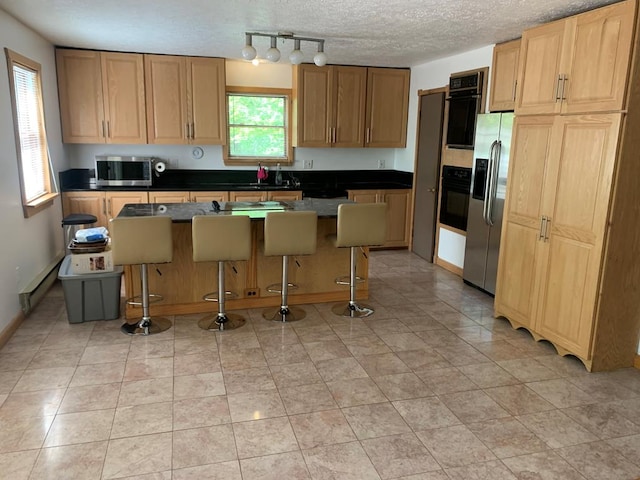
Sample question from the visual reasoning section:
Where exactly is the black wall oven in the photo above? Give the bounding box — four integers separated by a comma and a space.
439, 166, 472, 231
446, 71, 483, 149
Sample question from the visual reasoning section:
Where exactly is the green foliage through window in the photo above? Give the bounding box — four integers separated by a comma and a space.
227, 93, 287, 159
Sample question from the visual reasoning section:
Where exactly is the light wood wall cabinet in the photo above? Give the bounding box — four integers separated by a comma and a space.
56, 49, 147, 144
495, 0, 640, 371
489, 39, 520, 112
348, 189, 411, 247
515, 0, 634, 115
145, 55, 226, 144
294, 65, 409, 148
365, 68, 410, 147
62, 191, 149, 228
293, 65, 366, 147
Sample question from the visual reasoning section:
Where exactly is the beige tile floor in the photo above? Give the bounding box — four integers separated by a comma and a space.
1, 250, 640, 479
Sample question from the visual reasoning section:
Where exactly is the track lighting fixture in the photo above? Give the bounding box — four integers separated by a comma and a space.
242, 32, 328, 66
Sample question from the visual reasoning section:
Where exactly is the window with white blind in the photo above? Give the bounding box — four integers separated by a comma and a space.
5, 48, 56, 217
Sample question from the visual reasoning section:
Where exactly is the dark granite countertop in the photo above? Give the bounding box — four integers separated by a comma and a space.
117, 198, 352, 222
59, 169, 413, 198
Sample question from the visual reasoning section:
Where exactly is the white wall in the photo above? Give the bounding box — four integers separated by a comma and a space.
0, 10, 68, 331
394, 45, 495, 173
67, 59, 398, 171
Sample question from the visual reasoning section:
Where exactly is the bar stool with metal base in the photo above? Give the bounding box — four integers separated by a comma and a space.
262, 211, 317, 322
109, 216, 173, 335
192, 215, 251, 331
62, 214, 97, 254
331, 203, 386, 318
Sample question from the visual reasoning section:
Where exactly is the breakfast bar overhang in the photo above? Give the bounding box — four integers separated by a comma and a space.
116, 199, 369, 319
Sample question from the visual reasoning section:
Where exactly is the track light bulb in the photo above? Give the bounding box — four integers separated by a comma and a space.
289, 39, 304, 65
265, 36, 281, 62
241, 34, 257, 61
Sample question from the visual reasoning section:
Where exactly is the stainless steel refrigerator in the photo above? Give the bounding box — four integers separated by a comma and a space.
463, 112, 514, 295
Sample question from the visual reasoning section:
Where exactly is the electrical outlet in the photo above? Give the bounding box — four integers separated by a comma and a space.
303, 159, 313, 169
378, 159, 386, 169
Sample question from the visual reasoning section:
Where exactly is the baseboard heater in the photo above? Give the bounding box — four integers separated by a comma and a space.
19, 253, 64, 314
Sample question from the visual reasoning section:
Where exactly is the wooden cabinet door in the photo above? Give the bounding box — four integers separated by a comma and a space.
562, 0, 634, 114
332, 66, 366, 147
495, 116, 555, 330
536, 114, 620, 358
148, 191, 190, 203
107, 191, 149, 220
489, 39, 520, 112
145, 55, 188, 144
101, 52, 147, 144
56, 50, 105, 143
381, 189, 411, 247
187, 57, 226, 144
268, 191, 302, 202
295, 65, 331, 147
365, 68, 409, 147
190, 191, 230, 203
229, 191, 268, 202
515, 19, 568, 115
348, 190, 379, 204
62, 192, 107, 227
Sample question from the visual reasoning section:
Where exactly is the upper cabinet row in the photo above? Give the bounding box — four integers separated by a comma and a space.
55, 49, 226, 145
293, 65, 410, 148
490, 0, 634, 115
56, 49, 410, 148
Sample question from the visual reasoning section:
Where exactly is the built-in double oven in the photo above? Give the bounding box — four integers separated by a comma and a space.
439, 165, 472, 232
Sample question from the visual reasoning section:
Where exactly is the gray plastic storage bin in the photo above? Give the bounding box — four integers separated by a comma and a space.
58, 255, 123, 323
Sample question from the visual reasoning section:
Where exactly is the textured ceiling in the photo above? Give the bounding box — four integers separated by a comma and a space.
0, 0, 618, 67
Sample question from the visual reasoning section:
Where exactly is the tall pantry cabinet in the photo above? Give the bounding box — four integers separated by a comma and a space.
494, 0, 640, 371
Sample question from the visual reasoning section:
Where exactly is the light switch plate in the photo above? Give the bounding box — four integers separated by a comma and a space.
304, 159, 313, 169
378, 159, 386, 169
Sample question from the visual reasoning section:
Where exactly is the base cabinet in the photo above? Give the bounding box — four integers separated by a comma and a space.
62, 191, 149, 228
348, 189, 411, 248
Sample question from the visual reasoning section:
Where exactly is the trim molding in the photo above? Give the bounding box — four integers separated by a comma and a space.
634, 355, 640, 370
0, 310, 25, 350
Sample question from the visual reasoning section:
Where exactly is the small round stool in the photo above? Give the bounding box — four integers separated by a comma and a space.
262, 211, 317, 322
192, 215, 252, 331
330, 203, 387, 318
62, 214, 97, 254
109, 216, 173, 335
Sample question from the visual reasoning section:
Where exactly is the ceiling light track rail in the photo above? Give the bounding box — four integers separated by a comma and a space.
242, 31, 327, 66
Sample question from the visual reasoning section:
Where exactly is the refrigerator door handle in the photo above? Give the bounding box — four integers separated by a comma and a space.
483, 140, 498, 224
486, 140, 500, 226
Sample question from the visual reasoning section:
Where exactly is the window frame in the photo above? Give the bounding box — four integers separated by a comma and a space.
223, 86, 293, 166
5, 48, 57, 218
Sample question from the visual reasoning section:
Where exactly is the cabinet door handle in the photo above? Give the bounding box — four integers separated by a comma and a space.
101, 120, 106, 138
106, 121, 110, 138
191, 123, 195, 140
544, 217, 551, 241
366, 127, 371, 144
561, 75, 568, 101
185, 123, 190, 140
539, 216, 547, 240
512, 80, 517, 102
102, 198, 107, 216
107, 199, 112, 217
332, 128, 336, 144
555, 75, 563, 102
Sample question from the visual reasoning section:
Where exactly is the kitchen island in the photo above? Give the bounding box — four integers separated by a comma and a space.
117, 199, 368, 319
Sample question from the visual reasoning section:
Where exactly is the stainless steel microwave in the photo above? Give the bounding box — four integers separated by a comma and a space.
95, 156, 153, 187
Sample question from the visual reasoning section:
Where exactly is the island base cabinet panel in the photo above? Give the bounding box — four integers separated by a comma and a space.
124, 219, 368, 318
